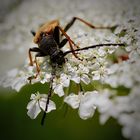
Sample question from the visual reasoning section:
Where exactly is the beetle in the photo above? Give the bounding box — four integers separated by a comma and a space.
28, 17, 124, 125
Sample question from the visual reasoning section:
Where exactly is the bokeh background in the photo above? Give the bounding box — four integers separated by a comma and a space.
0, 83, 126, 140
0, 0, 138, 139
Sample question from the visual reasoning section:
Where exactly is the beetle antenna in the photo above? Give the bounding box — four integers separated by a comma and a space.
41, 66, 56, 125
63, 43, 125, 56
30, 30, 36, 36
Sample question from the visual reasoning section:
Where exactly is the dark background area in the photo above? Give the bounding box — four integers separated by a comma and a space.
0, 0, 24, 22
0, 83, 127, 140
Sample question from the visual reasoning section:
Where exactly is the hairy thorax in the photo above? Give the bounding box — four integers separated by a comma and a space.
33, 20, 59, 44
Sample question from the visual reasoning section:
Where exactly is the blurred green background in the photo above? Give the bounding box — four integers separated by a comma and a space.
0, 83, 127, 140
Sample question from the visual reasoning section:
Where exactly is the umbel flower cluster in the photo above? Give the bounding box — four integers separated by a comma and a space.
0, 0, 140, 140
1, 20, 140, 139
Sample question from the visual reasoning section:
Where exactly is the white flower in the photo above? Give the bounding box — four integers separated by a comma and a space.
40, 72, 51, 84
69, 64, 90, 84
64, 91, 98, 120
118, 113, 140, 140
0, 68, 27, 92
92, 65, 108, 81
64, 93, 81, 109
27, 92, 56, 119
97, 48, 106, 57
93, 90, 114, 124
53, 73, 70, 97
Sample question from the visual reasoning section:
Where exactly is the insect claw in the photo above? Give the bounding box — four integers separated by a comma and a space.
27, 76, 33, 83
27, 73, 40, 84
74, 44, 79, 49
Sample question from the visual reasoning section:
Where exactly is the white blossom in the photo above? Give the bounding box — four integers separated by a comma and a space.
64, 91, 98, 120
53, 73, 70, 97
0, 68, 28, 92
27, 92, 56, 119
118, 113, 140, 140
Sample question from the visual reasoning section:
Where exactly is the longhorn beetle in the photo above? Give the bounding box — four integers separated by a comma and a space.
28, 17, 124, 125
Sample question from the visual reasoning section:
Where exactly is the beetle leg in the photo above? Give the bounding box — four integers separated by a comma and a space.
28, 47, 41, 66
34, 52, 46, 74
53, 26, 60, 45
62, 17, 115, 34
28, 49, 46, 83
59, 38, 68, 48
57, 26, 82, 60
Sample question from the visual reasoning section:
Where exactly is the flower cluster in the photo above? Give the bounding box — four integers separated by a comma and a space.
0, 0, 140, 140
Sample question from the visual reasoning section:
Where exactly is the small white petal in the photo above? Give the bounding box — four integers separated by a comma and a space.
100, 113, 110, 124
54, 84, 64, 97
79, 91, 98, 120
27, 100, 41, 119
39, 98, 56, 113
60, 74, 70, 87
98, 48, 106, 56
64, 93, 80, 109
71, 76, 80, 83
30, 94, 36, 100
11, 77, 27, 91
81, 74, 90, 84
79, 103, 96, 120
107, 64, 119, 74
40, 73, 51, 84
27, 66, 35, 74
92, 73, 100, 80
